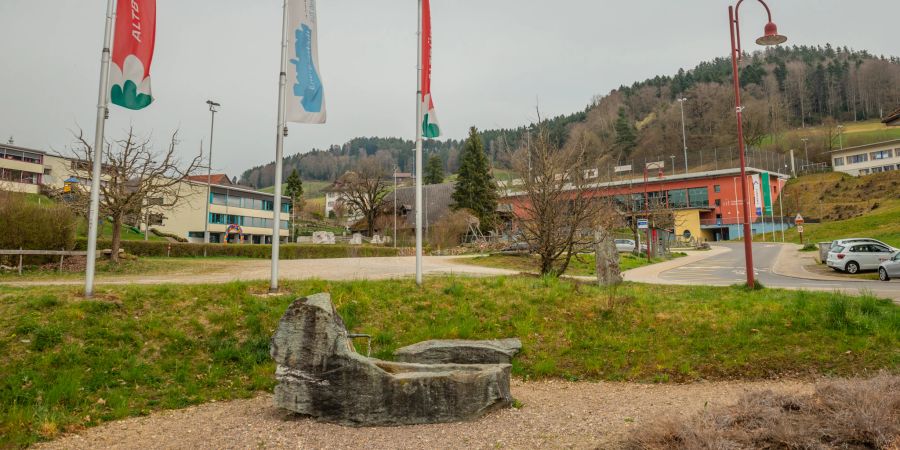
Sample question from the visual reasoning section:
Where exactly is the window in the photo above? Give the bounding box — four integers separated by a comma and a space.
188, 231, 204, 238
833, 157, 844, 166
688, 187, 709, 208
226, 195, 242, 208
885, 165, 896, 172
668, 189, 687, 209
872, 166, 883, 173
871, 150, 892, 160
847, 154, 868, 164
148, 214, 164, 226
714, 199, 722, 207
209, 213, 226, 224
211, 193, 227, 205
713, 185, 721, 193
226, 214, 242, 225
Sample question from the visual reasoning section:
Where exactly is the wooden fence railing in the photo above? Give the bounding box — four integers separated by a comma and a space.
0, 249, 88, 275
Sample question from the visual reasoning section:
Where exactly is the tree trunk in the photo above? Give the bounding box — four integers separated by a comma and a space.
594, 228, 622, 286
110, 213, 123, 263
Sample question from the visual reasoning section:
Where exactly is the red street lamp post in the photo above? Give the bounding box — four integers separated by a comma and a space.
728, 0, 787, 288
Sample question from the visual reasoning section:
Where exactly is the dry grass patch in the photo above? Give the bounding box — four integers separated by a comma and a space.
627, 374, 900, 449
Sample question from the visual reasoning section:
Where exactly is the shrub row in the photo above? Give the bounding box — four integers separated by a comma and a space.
73, 239, 403, 259
0, 192, 77, 265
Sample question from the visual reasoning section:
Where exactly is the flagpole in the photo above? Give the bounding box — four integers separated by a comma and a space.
415, 0, 424, 286
85, 0, 116, 298
271, 0, 289, 293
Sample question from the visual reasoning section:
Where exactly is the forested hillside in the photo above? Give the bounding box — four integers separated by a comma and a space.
241, 45, 900, 188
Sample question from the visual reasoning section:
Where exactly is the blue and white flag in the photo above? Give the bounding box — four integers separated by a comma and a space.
286, 0, 326, 124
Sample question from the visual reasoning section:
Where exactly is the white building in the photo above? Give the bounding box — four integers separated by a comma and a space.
830, 139, 900, 176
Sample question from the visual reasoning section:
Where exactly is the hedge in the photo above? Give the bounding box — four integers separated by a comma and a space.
73, 239, 404, 259
0, 192, 77, 265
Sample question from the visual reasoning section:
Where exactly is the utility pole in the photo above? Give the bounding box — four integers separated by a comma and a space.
801, 137, 809, 172
204, 100, 220, 254
393, 166, 398, 248
678, 97, 688, 173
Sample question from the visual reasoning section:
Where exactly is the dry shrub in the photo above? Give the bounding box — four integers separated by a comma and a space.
0, 191, 77, 264
627, 374, 900, 450
430, 209, 475, 250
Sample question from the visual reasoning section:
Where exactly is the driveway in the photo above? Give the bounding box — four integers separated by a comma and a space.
627, 242, 900, 302
1, 256, 517, 287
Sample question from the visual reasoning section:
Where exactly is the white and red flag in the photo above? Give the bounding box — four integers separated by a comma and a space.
420, 0, 440, 138
110, 0, 156, 110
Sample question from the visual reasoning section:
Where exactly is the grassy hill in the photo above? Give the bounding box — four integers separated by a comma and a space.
780, 170, 900, 247
761, 119, 900, 152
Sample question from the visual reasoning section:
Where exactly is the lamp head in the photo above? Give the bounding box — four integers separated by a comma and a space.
206, 100, 221, 112
756, 22, 787, 46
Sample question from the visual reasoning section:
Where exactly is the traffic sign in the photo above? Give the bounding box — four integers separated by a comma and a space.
797, 225, 804, 233
637, 219, 649, 230
794, 213, 804, 225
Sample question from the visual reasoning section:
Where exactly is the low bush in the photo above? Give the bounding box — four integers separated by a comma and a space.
150, 228, 188, 243
0, 191, 77, 264
627, 374, 900, 449
72, 239, 402, 259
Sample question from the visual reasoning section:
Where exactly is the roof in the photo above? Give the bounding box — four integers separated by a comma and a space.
827, 139, 900, 154
500, 166, 789, 198
882, 107, 900, 125
386, 182, 456, 229
186, 174, 232, 185
0, 142, 47, 155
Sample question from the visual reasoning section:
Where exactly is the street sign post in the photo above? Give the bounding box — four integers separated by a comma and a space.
794, 214, 805, 245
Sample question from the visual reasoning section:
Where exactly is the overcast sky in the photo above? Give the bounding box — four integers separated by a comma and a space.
1, 1, 898, 178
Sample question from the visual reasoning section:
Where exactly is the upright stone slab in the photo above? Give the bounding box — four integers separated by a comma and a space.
394, 338, 522, 365
271, 293, 512, 426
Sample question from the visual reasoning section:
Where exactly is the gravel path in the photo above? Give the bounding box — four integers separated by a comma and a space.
4, 256, 516, 287
38, 379, 814, 449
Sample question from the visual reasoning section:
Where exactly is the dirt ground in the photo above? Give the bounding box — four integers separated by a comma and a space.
37, 378, 815, 450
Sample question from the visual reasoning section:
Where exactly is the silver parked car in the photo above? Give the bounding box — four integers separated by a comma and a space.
615, 239, 648, 253
879, 252, 900, 281
826, 243, 895, 274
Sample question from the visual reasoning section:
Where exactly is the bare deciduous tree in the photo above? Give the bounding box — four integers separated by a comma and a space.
509, 126, 617, 276
68, 127, 202, 262
337, 159, 390, 236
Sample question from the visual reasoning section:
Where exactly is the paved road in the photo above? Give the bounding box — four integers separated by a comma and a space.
658, 242, 900, 301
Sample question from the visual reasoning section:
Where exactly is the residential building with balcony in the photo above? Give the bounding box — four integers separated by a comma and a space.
829, 139, 900, 176
150, 176, 292, 244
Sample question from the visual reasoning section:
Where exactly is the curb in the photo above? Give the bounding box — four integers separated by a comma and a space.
770, 243, 872, 283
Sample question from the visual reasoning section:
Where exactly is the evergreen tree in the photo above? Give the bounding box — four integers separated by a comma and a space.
284, 169, 304, 240
424, 153, 445, 184
614, 107, 637, 156
452, 127, 498, 231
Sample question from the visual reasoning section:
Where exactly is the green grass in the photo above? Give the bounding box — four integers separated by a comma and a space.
75, 219, 167, 242
781, 199, 900, 247
0, 277, 897, 447
0, 257, 239, 282
760, 119, 900, 148
458, 252, 685, 276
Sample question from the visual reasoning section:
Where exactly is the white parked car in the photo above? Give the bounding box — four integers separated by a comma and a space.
826, 243, 896, 274
830, 238, 898, 253
615, 239, 648, 253
879, 252, 900, 281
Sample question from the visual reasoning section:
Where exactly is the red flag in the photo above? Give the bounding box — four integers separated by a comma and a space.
420, 0, 440, 138
110, 0, 156, 110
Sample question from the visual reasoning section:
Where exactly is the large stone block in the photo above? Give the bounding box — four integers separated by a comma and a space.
270, 293, 512, 426
394, 338, 522, 365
